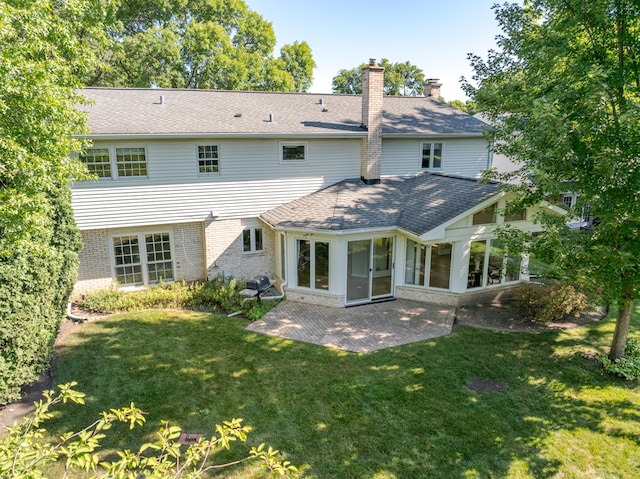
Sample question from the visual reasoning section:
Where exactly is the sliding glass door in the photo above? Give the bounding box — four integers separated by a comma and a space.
346, 237, 394, 304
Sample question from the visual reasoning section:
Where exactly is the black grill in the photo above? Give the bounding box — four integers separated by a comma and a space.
246, 274, 272, 293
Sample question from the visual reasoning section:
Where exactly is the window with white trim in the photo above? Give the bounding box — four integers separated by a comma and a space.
243, 227, 264, 253
468, 239, 521, 289
78, 147, 148, 179
405, 240, 452, 289
116, 147, 147, 177
297, 239, 329, 290
280, 142, 307, 163
112, 232, 174, 286
80, 148, 111, 178
473, 204, 497, 225
197, 145, 220, 174
421, 142, 443, 169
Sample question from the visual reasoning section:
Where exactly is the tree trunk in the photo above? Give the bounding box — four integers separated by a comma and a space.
609, 297, 634, 360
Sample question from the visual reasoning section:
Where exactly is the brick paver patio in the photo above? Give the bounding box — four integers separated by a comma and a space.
246, 299, 455, 353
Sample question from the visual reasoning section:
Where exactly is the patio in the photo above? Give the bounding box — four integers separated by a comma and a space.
245, 299, 456, 353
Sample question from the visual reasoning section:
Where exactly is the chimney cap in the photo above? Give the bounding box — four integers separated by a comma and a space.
369, 58, 377, 66
427, 78, 442, 84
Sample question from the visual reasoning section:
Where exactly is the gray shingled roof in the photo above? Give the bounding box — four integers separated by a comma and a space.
260, 173, 500, 236
81, 88, 486, 137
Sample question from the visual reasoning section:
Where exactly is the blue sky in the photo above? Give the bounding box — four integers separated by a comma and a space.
245, 0, 507, 101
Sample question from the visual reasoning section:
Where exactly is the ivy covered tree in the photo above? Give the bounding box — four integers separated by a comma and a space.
87, 0, 316, 92
332, 58, 426, 95
0, 0, 106, 403
464, 0, 640, 360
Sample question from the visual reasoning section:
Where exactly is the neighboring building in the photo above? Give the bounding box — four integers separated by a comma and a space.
72, 59, 554, 307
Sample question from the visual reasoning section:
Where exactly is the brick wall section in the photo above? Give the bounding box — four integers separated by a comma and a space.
173, 222, 207, 283
76, 229, 112, 293
74, 222, 206, 295
361, 59, 384, 183
204, 217, 275, 281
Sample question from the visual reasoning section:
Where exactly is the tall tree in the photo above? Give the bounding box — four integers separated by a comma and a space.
332, 58, 426, 95
0, 0, 107, 403
87, 0, 314, 91
464, 0, 640, 360
280, 41, 316, 92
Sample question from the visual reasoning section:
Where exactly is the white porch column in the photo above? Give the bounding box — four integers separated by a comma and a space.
450, 240, 470, 293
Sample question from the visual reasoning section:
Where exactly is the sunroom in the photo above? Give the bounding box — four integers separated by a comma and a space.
260, 172, 550, 308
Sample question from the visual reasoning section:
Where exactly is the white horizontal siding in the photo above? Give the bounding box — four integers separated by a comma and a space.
381, 138, 490, 178
72, 138, 361, 230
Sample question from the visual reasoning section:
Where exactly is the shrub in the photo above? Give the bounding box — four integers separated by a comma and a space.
80, 277, 247, 315
0, 186, 81, 405
80, 281, 202, 313
515, 281, 589, 323
189, 276, 245, 313
598, 338, 640, 380
242, 299, 280, 321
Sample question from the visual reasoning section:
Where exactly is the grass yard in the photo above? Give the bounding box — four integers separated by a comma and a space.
46, 308, 640, 478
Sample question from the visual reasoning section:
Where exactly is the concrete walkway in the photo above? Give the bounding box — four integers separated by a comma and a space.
246, 299, 456, 353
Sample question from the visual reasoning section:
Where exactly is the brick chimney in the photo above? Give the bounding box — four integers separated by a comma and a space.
361, 58, 384, 185
425, 78, 442, 98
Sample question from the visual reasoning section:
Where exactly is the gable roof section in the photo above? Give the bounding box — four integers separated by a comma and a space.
81, 88, 487, 138
260, 173, 500, 237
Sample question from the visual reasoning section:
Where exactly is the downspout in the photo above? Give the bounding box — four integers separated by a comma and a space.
67, 302, 87, 322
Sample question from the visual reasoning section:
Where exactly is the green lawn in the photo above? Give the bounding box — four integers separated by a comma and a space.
47, 308, 640, 478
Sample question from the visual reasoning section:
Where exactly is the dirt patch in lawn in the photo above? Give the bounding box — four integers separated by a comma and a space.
455, 300, 607, 333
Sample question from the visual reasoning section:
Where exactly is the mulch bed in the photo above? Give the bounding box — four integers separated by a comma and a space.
455, 301, 606, 333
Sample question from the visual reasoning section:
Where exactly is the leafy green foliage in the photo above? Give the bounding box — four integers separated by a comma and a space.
87, 0, 314, 92
79, 280, 200, 313
464, 0, 640, 359
242, 299, 279, 321
79, 278, 279, 320
598, 338, 640, 380
332, 58, 425, 95
0, 382, 297, 478
515, 282, 590, 323
447, 99, 478, 115
0, 0, 105, 403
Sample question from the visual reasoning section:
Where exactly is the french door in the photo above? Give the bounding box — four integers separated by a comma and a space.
346, 237, 394, 304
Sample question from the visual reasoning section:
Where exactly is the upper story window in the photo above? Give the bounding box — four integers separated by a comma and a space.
421, 142, 443, 169
505, 206, 527, 222
280, 142, 307, 163
198, 145, 220, 174
116, 147, 147, 177
473, 204, 497, 225
243, 227, 264, 253
80, 148, 111, 178
79, 147, 148, 179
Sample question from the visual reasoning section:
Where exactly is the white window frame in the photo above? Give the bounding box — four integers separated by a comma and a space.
279, 142, 308, 164
420, 141, 444, 169
242, 227, 264, 254
79, 147, 112, 179
79, 146, 149, 180
110, 230, 175, 287
467, 239, 521, 290
404, 239, 452, 290
197, 144, 221, 175
296, 238, 330, 291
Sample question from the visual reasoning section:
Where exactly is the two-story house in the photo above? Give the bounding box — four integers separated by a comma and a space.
73, 59, 555, 307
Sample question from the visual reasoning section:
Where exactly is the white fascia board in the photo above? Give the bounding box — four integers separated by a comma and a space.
539, 200, 567, 215
417, 190, 506, 242
266, 225, 397, 237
